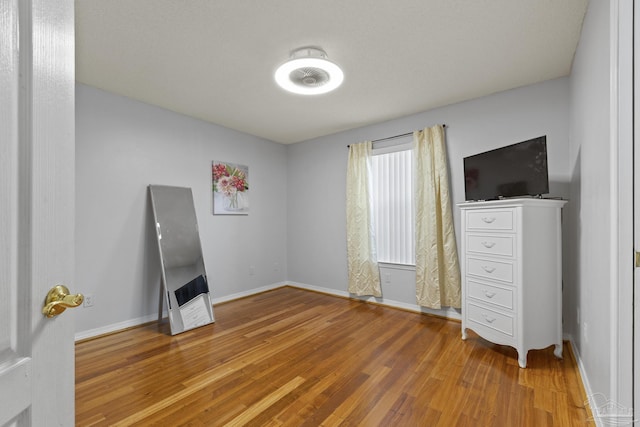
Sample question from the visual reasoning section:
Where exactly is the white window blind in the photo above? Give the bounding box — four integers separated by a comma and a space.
370, 146, 414, 265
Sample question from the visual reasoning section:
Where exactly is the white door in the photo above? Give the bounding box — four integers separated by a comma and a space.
0, 0, 75, 425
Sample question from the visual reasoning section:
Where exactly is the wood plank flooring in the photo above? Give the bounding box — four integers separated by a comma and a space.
76, 287, 593, 426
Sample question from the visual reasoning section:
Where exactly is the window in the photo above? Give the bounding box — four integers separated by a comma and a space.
370, 140, 414, 265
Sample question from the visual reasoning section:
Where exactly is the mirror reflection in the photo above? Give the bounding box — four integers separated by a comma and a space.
148, 185, 214, 335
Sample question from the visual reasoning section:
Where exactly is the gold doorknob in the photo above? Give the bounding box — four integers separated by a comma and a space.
42, 285, 84, 318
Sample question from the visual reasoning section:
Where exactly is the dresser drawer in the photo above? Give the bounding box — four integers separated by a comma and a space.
467, 279, 514, 310
467, 257, 514, 283
467, 302, 514, 337
467, 234, 515, 258
466, 210, 514, 231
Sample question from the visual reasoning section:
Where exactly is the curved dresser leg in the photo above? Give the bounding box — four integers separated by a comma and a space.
461, 328, 467, 340
518, 352, 527, 368
554, 343, 563, 359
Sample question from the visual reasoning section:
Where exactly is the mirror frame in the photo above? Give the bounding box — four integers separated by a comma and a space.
148, 185, 214, 335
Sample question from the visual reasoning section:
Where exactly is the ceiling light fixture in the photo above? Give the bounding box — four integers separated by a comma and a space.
275, 47, 344, 95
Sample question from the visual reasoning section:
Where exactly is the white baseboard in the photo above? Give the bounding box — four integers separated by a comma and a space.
210, 282, 287, 305
565, 334, 602, 427
74, 282, 288, 341
73, 281, 485, 341
569, 337, 634, 427
286, 281, 462, 320
75, 312, 166, 341
74, 281, 460, 341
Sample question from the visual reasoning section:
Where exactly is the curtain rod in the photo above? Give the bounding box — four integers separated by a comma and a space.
347, 124, 446, 148
371, 131, 413, 143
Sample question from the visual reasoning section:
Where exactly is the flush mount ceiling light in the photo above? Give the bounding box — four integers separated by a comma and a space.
275, 47, 344, 95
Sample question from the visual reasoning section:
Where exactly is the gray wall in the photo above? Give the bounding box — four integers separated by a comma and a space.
567, 0, 613, 405
287, 77, 571, 316
75, 84, 288, 336
74, 1, 619, 405
77, 78, 572, 335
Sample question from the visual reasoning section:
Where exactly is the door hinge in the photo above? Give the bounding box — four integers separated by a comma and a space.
636, 251, 640, 268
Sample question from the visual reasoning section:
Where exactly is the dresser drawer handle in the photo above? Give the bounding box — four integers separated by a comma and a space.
481, 217, 496, 223
482, 289, 496, 298
481, 266, 496, 273
481, 241, 496, 248
481, 313, 496, 323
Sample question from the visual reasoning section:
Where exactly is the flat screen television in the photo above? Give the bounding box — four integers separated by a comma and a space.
464, 136, 549, 201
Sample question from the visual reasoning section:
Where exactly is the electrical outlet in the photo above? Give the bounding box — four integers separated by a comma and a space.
384, 273, 391, 284
249, 266, 255, 276
84, 294, 94, 308
582, 322, 588, 344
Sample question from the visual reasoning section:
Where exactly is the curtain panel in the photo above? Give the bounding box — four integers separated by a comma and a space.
346, 141, 382, 297
414, 125, 461, 308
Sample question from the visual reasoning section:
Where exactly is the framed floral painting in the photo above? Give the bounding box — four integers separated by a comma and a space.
212, 161, 249, 215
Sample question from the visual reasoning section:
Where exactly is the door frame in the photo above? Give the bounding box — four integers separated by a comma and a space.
633, 0, 640, 422
612, 0, 634, 417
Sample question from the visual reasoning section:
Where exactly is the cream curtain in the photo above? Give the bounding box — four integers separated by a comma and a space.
414, 125, 461, 308
346, 141, 382, 297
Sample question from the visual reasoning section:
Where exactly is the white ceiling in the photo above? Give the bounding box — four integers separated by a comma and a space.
75, 0, 588, 144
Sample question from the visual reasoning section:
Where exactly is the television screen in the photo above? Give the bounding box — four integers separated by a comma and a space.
464, 136, 549, 201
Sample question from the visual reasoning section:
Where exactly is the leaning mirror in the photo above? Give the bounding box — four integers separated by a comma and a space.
148, 185, 214, 335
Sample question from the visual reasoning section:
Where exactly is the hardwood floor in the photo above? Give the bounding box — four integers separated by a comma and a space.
76, 287, 593, 426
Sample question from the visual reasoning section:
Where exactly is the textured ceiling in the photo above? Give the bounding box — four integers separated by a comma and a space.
75, 0, 588, 144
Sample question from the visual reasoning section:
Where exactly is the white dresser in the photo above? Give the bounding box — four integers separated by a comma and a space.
458, 198, 567, 368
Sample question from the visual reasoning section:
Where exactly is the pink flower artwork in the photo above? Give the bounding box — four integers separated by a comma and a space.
212, 161, 249, 215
